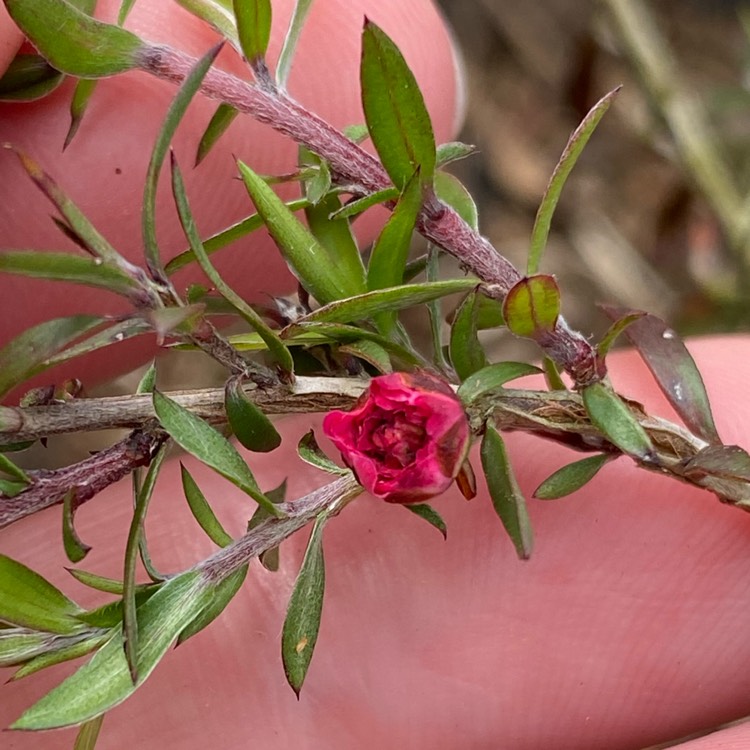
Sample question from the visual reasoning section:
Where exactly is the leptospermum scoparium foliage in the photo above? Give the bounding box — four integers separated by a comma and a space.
1, 0, 750, 746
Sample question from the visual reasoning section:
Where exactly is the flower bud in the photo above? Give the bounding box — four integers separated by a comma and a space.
323, 371, 471, 503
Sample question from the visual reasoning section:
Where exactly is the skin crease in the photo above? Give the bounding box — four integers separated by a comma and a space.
1, 4, 750, 750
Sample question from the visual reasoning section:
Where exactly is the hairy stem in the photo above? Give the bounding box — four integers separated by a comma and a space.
136, 43, 600, 385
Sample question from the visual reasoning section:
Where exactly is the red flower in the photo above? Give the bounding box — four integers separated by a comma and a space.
322, 371, 471, 503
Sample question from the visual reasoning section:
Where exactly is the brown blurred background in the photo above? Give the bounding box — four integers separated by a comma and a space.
436, 0, 750, 343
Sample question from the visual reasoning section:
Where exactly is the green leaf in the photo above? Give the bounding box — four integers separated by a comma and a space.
0, 452, 31, 483
63, 489, 91, 564
237, 160, 349, 304
449, 288, 487, 380
165, 198, 310, 274
143, 43, 222, 282
75, 586, 158, 629
297, 430, 349, 475
600, 306, 720, 444
177, 565, 248, 644
542, 356, 566, 391
582, 382, 653, 460
0, 479, 27, 497
0, 314, 103, 398
11, 631, 111, 681
434, 171, 478, 230
196, 103, 239, 166
170, 153, 294, 372
6, 147, 142, 274
0, 250, 140, 296
136, 361, 157, 395
225, 376, 282, 453
233, 0, 272, 63
180, 463, 233, 547
276, 0, 315, 89
73, 714, 105, 750
0, 53, 63, 101
338, 339, 393, 374
343, 123, 369, 143
64, 78, 99, 150
4, 0, 142, 78
403, 503, 447, 539
366, 170, 423, 333
436, 141, 477, 168
457, 361, 542, 404
0, 629, 50, 667
117, 0, 137, 25
42, 319, 151, 369
534, 453, 612, 499
360, 20, 436, 188
247, 479, 286, 572
474, 293, 505, 330
174, 0, 239, 50
0, 555, 84, 633
502, 275, 560, 340
67, 569, 128, 595
282, 512, 328, 696
304, 193, 366, 296
329, 187, 399, 220
425, 246, 449, 370
300, 279, 477, 327
597, 311, 646, 360
303, 159, 331, 206
480, 424, 533, 560
123, 443, 169, 682
153, 390, 281, 516
527, 87, 620, 275
11, 572, 205, 730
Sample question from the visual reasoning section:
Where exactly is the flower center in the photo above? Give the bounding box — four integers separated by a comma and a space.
361, 409, 427, 470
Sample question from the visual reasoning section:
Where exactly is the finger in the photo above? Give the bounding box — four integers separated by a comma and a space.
2, 337, 750, 748
0, 0, 461, 393
0, 3, 23, 77
668, 720, 750, 749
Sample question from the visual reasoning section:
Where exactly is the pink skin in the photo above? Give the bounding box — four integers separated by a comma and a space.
1, 4, 749, 749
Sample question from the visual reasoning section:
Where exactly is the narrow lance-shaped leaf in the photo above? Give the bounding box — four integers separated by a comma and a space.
527, 86, 621, 275
11, 571, 206, 730
62, 489, 91, 564
165, 198, 310, 274
367, 170, 423, 333
0, 315, 103, 399
480, 424, 533, 560
4, 0, 143, 77
434, 170, 478, 230
0, 54, 64, 101
238, 160, 350, 304
123, 443, 169, 682
534, 453, 612, 500
171, 152, 294, 372
282, 512, 329, 696
180, 463, 233, 547
67, 569, 129, 596
225, 376, 282, 453
143, 43, 222, 283
64, 78, 98, 150
330, 187, 399, 220
298, 430, 349, 475
582, 381, 653, 460
276, 0, 315, 89
360, 19, 436, 188
0, 250, 140, 297
174, 0, 240, 50
0, 452, 31, 484
449, 288, 487, 381
426, 246, 449, 370
503, 275, 560, 341
436, 141, 477, 168
596, 311, 646, 360
6, 146, 144, 277
299, 279, 478, 327
195, 102, 240, 166
73, 714, 105, 750
403, 503, 447, 540
683, 445, 750, 482
0, 555, 84, 634
233, 0, 272, 65
11, 631, 112, 682
457, 361, 542, 404
600, 305, 720, 444
153, 390, 281, 516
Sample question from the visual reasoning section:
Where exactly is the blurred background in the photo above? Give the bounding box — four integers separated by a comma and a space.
436, 0, 750, 342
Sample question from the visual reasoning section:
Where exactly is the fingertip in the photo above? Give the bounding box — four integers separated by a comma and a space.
0, 3, 23, 78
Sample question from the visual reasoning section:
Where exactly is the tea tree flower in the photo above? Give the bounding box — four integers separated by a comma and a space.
323, 371, 471, 503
